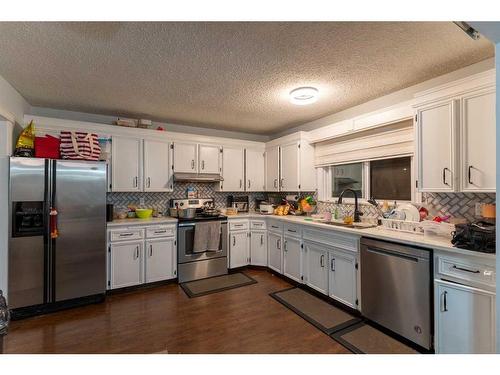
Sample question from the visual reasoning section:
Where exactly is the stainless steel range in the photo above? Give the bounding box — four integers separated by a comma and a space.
172, 198, 228, 283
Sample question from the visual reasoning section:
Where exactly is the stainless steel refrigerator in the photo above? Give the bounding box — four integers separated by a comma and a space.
8, 157, 107, 315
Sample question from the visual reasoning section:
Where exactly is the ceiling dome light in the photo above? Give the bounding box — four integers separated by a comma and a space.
289, 87, 319, 105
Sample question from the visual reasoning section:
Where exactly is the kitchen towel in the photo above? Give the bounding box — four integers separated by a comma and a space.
193, 221, 221, 253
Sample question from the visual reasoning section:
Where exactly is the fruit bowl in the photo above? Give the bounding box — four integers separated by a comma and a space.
135, 208, 153, 219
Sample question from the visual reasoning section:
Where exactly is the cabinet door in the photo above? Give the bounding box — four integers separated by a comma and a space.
221, 147, 245, 191
144, 140, 172, 192
173, 142, 198, 173
435, 280, 495, 353
110, 241, 143, 289
250, 230, 267, 266
283, 236, 302, 283
303, 241, 328, 295
229, 231, 249, 268
111, 136, 142, 192
417, 100, 457, 192
265, 146, 280, 191
267, 232, 283, 273
280, 142, 300, 191
329, 249, 357, 308
461, 90, 496, 192
245, 149, 265, 191
199, 144, 220, 174
145, 238, 176, 283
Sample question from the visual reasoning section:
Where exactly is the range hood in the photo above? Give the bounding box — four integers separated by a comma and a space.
173, 172, 224, 183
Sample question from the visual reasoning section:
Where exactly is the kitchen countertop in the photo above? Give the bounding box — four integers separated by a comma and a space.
226, 212, 496, 261
107, 216, 178, 227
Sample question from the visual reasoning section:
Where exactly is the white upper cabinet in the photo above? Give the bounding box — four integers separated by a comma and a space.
280, 142, 300, 191
173, 142, 198, 173
112, 136, 142, 192
245, 149, 265, 192
143, 140, 172, 192
416, 100, 457, 192
414, 70, 495, 193
265, 145, 280, 192
221, 146, 245, 192
460, 89, 496, 192
198, 144, 221, 174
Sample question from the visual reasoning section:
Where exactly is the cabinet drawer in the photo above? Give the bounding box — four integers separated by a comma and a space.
146, 225, 176, 238
268, 220, 283, 233
437, 255, 495, 288
109, 228, 144, 242
284, 223, 301, 237
229, 220, 249, 231
250, 220, 267, 230
303, 227, 359, 253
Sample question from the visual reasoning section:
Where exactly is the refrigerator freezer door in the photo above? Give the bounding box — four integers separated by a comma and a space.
8, 157, 46, 309
53, 160, 107, 301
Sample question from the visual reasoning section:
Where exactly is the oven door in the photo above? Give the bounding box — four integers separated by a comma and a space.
177, 221, 228, 264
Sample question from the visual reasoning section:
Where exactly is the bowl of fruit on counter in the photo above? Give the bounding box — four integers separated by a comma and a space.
299, 196, 317, 216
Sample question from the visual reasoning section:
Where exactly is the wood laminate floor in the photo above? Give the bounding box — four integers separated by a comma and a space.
4, 269, 350, 354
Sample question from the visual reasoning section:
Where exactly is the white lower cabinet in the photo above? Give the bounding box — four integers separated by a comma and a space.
108, 224, 177, 290
145, 238, 176, 283
283, 236, 302, 283
110, 241, 143, 289
303, 240, 328, 295
250, 230, 267, 266
328, 248, 358, 308
268, 231, 283, 273
229, 231, 250, 268
434, 279, 496, 353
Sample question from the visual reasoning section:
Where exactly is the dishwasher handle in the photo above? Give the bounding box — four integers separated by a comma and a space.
364, 245, 420, 263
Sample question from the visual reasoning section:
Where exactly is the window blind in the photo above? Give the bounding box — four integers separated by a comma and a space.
314, 119, 414, 167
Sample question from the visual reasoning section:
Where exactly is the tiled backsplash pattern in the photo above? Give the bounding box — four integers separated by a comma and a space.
317, 192, 495, 222
421, 192, 495, 222
107, 183, 312, 213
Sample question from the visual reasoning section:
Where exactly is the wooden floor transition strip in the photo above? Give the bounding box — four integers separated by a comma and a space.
269, 287, 361, 335
180, 272, 257, 298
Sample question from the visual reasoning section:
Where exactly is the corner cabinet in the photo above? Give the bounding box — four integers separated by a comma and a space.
415, 70, 496, 192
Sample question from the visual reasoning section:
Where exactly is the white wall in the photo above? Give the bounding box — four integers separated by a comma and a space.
0, 74, 31, 127
272, 58, 495, 139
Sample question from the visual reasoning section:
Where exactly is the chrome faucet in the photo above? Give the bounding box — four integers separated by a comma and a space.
337, 188, 363, 222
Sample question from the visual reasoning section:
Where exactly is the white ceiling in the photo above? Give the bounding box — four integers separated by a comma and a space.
0, 22, 493, 135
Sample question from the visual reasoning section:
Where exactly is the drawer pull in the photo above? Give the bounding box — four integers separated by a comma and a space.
234, 224, 243, 227
154, 230, 167, 234
452, 265, 480, 274
271, 225, 279, 229
119, 233, 134, 237
287, 229, 297, 233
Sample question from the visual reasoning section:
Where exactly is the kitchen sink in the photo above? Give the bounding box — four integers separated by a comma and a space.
323, 221, 378, 229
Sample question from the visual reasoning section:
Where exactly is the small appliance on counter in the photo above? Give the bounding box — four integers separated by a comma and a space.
254, 198, 266, 213
227, 195, 249, 212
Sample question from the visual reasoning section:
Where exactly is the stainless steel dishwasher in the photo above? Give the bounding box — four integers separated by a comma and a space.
360, 238, 432, 349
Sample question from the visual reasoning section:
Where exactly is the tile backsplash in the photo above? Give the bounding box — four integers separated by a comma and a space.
316, 192, 496, 222
107, 182, 312, 214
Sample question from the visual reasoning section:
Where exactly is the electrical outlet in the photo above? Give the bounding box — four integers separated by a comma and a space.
475, 202, 483, 217
139, 197, 145, 206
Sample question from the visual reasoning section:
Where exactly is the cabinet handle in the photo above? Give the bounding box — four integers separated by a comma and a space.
273, 179, 278, 188
234, 224, 243, 227
149, 244, 153, 257
119, 233, 134, 237
452, 265, 480, 274
233, 236, 236, 246
441, 291, 448, 312
284, 240, 287, 252
147, 177, 151, 188
277, 239, 281, 250
468, 165, 475, 185
191, 160, 195, 170
331, 258, 335, 271
320, 254, 324, 268
239, 179, 242, 188
134, 246, 139, 260
154, 230, 167, 234
248, 180, 251, 189
202, 160, 205, 170
442, 168, 451, 186
280, 178, 284, 188
271, 225, 278, 229
133, 176, 138, 188
287, 229, 296, 233
260, 235, 263, 245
